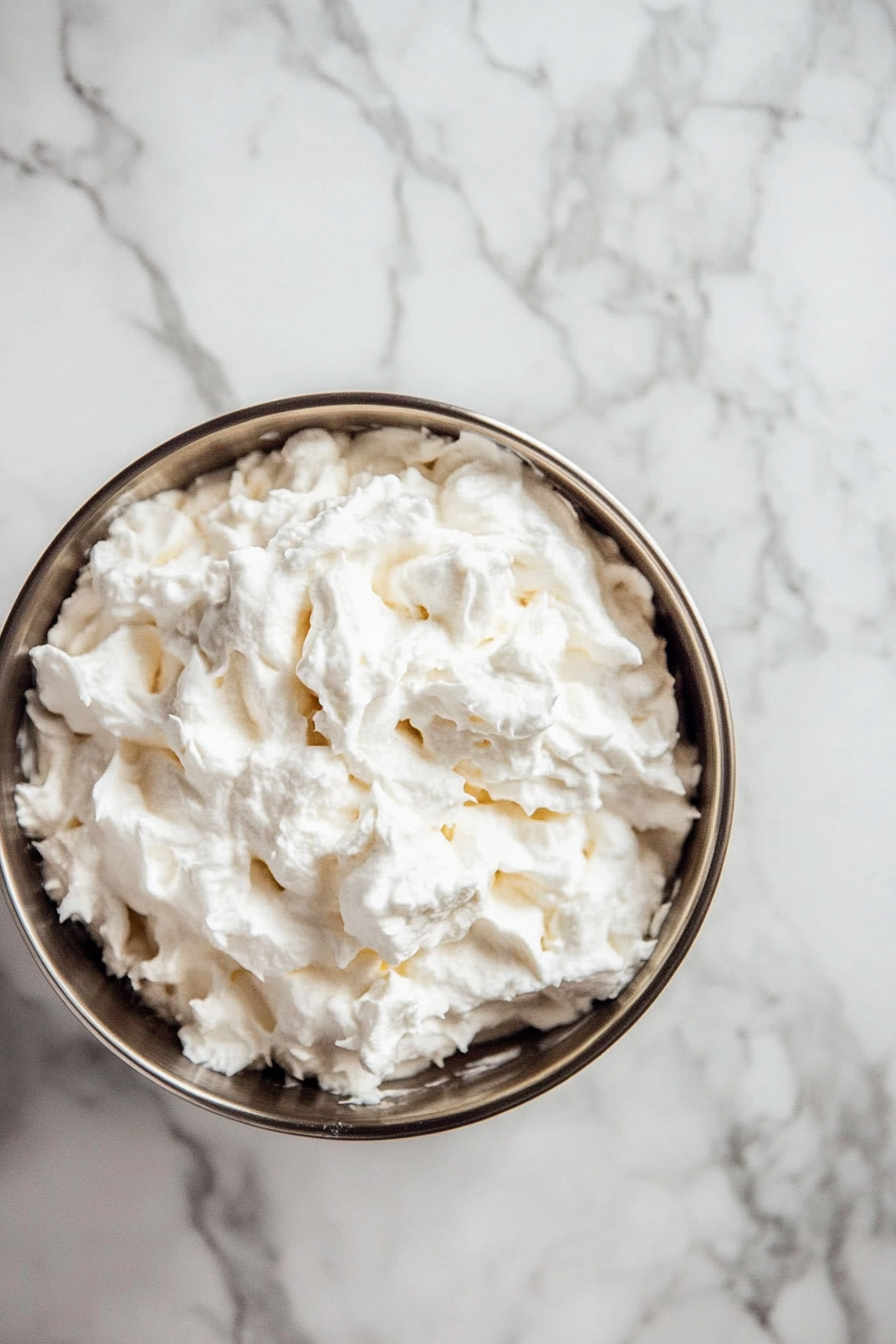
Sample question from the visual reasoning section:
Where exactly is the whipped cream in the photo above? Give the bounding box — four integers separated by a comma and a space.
16, 427, 698, 1101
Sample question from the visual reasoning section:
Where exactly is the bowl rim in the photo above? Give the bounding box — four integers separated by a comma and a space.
0, 391, 736, 1138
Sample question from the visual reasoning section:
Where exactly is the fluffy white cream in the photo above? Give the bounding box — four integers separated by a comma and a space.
16, 428, 698, 1101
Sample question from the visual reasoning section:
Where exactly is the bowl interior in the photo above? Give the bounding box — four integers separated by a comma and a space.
0, 394, 735, 1138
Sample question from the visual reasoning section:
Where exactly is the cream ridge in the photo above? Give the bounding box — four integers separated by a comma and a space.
16, 427, 698, 1102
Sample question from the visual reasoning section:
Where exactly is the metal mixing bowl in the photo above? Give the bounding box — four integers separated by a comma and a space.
0, 393, 735, 1138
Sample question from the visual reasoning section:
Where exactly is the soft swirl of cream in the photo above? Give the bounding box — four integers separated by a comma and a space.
16, 428, 698, 1101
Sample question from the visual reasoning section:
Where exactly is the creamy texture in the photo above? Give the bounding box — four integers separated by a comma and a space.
16, 427, 698, 1101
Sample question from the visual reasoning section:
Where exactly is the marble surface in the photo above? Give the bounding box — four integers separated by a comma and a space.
2, 1, 896, 1339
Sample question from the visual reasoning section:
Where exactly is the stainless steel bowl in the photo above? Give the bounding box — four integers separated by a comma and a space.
0, 393, 735, 1138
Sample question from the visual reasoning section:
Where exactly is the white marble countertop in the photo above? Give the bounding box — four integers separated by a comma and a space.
3, 2, 896, 1340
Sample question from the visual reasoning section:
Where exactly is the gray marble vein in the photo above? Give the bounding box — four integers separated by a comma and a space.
2, 5, 234, 416
163, 1110, 314, 1344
